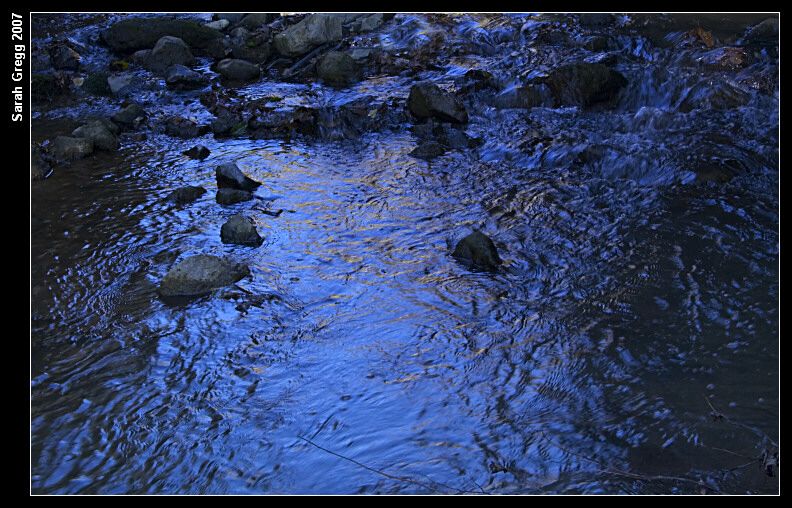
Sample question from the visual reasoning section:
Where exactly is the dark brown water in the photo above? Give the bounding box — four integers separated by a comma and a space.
31, 13, 779, 494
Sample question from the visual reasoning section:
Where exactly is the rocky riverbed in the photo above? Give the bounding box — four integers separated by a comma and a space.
31, 13, 778, 494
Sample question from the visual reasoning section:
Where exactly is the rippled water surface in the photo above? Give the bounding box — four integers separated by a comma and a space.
31, 13, 778, 494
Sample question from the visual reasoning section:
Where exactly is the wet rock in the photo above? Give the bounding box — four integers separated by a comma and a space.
273, 13, 353, 57
352, 13, 384, 33
165, 116, 201, 138
31, 144, 52, 181
101, 17, 222, 53
52, 136, 94, 162
213, 13, 245, 24
685, 27, 715, 48
216, 188, 254, 204
410, 141, 447, 159
544, 63, 627, 108
112, 104, 147, 129
582, 35, 611, 52
165, 64, 209, 90
145, 36, 194, 74
183, 145, 211, 159
81, 72, 113, 96
229, 30, 271, 64
167, 185, 206, 205
205, 19, 230, 31
697, 47, 751, 70
452, 231, 502, 272
239, 13, 278, 30
50, 43, 81, 70
221, 214, 263, 246
407, 82, 468, 123
72, 120, 119, 151
158, 254, 249, 297
579, 13, 616, 27
743, 17, 778, 47
107, 73, 135, 95
457, 69, 498, 93
206, 37, 232, 59
211, 109, 245, 137
216, 162, 261, 191
678, 79, 751, 113
32, 72, 70, 101
316, 51, 360, 87
492, 84, 548, 109
217, 58, 260, 82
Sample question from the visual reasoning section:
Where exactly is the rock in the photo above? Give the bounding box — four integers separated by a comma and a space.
579, 13, 616, 27
239, 13, 277, 30
50, 44, 81, 70
158, 254, 249, 297
52, 136, 94, 161
213, 13, 245, 24
435, 124, 479, 149
355, 13, 384, 33
544, 63, 627, 108
165, 64, 209, 90
678, 79, 751, 113
72, 120, 119, 151
206, 37, 232, 59
211, 109, 245, 137
145, 36, 194, 74
31, 72, 70, 101
685, 27, 715, 48
183, 145, 211, 159
220, 214, 263, 246
316, 51, 360, 87
167, 185, 206, 204
81, 72, 113, 96
697, 47, 751, 70
31, 145, 52, 180
229, 30, 271, 64
107, 73, 135, 95
165, 116, 201, 138
101, 17, 221, 53
205, 19, 230, 31
407, 82, 468, 123
112, 104, 147, 129
492, 85, 548, 109
743, 17, 778, 47
216, 162, 261, 191
452, 231, 501, 271
216, 58, 260, 82
216, 188, 254, 204
410, 141, 447, 159
273, 13, 351, 57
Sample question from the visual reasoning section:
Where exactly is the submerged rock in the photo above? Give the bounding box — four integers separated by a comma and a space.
407, 82, 468, 123
72, 120, 119, 151
159, 254, 249, 297
221, 214, 264, 246
216, 188, 253, 204
452, 231, 502, 271
678, 79, 750, 113
316, 51, 360, 87
112, 104, 147, 129
165, 116, 201, 138
101, 17, 221, 53
165, 64, 208, 90
544, 63, 627, 108
217, 58, 260, 82
167, 185, 206, 205
52, 136, 94, 161
183, 145, 211, 159
216, 162, 261, 191
410, 141, 447, 159
145, 36, 194, 74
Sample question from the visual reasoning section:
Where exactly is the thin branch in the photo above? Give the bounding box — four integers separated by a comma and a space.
703, 395, 778, 448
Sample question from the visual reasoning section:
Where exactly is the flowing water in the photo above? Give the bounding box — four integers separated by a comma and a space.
30, 13, 779, 494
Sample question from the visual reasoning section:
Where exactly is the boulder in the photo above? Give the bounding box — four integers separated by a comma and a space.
216, 162, 261, 191
111, 104, 147, 128
273, 13, 353, 57
50, 44, 81, 70
165, 116, 201, 138
452, 231, 501, 271
165, 64, 209, 90
183, 145, 211, 159
81, 72, 113, 96
72, 120, 119, 151
229, 30, 271, 64
101, 17, 221, 53
158, 254, 249, 297
205, 19, 230, 31
145, 36, 194, 74
407, 82, 468, 123
743, 17, 778, 47
216, 58, 260, 81
316, 51, 360, 87
216, 188, 254, 204
544, 63, 627, 108
52, 136, 94, 161
239, 13, 277, 30
211, 109, 245, 136
167, 185, 206, 205
220, 214, 264, 246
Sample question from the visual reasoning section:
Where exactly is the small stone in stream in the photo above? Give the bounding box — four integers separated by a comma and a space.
183, 145, 211, 159
316, 51, 360, 87
31, 144, 52, 181
216, 188, 254, 205
230, 30, 272, 64
112, 104, 147, 129
146, 36, 194, 74
165, 116, 201, 138
221, 214, 264, 246
273, 13, 354, 57
107, 73, 134, 95
410, 141, 447, 160
216, 58, 261, 82
72, 120, 119, 151
50, 44, 81, 70
216, 162, 261, 191
205, 19, 230, 31
544, 63, 627, 108
165, 64, 209, 90
167, 185, 206, 205
52, 136, 94, 162
81, 72, 113, 96
158, 254, 249, 297
211, 109, 244, 137
407, 82, 469, 123
452, 231, 502, 272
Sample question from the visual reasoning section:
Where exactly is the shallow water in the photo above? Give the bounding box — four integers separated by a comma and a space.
31, 13, 778, 494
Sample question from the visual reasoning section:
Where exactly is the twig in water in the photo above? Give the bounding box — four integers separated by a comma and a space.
703, 395, 779, 448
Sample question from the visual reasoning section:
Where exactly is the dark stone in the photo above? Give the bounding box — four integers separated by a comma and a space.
165, 64, 209, 90
410, 141, 447, 159
216, 162, 261, 191
407, 81, 468, 123
101, 17, 222, 53
220, 214, 264, 246
216, 58, 260, 82
159, 254, 249, 297
183, 145, 211, 159
52, 136, 94, 161
50, 44, 81, 70
82, 72, 113, 96
72, 120, 119, 151
678, 79, 751, 113
111, 104, 147, 129
165, 116, 201, 138
167, 185, 206, 204
452, 231, 502, 271
31, 144, 52, 180
544, 63, 627, 108
145, 36, 194, 74
316, 51, 360, 87
216, 188, 254, 204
